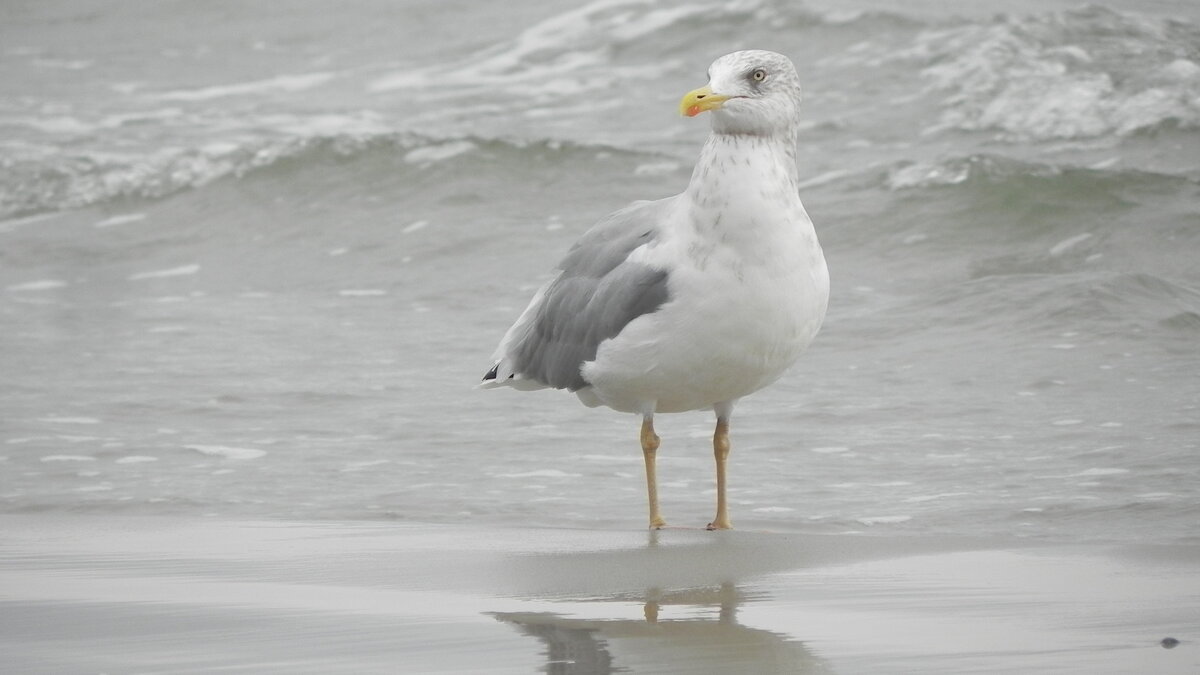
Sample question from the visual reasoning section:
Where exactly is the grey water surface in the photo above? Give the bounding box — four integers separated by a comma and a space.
2, 0, 1199, 544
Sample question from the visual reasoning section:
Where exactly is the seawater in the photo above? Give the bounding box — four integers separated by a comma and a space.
2, 0, 1198, 545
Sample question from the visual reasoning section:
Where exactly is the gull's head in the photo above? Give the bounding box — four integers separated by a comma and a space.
679, 50, 802, 136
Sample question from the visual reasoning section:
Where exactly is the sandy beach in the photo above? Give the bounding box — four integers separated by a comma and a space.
1, 516, 1196, 674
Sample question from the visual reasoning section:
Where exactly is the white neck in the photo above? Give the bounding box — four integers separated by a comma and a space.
684, 131, 803, 227
687, 132, 799, 199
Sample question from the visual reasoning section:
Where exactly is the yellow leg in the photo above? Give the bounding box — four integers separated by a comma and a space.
641, 416, 666, 529
707, 418, 733, 530
644, 599, 660, 624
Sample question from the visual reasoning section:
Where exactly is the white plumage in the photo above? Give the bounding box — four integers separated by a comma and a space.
483, 50, 829, 529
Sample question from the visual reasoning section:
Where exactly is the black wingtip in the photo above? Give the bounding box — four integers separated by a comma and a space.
483, 363, 499, 381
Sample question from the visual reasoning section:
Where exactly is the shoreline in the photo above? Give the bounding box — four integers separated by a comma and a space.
1, 515, 1197, 674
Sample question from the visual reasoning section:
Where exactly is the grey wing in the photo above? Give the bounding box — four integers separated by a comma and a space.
483, 197, 674, 391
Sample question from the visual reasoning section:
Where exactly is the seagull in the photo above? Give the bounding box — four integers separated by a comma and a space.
482, 50, 829, 530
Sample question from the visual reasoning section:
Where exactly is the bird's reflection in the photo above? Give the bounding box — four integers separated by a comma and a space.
493, 582, 826, 674
494, 613, 613, 675
491, 529, 833, 674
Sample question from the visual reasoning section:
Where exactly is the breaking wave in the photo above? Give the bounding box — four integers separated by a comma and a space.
902, 6, 1200, 140
0, 128, 650, 220
369, 0, 915, 95
882, 153, 1193, 192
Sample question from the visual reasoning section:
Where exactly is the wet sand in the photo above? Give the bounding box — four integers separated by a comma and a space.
1, 516, 1196, 674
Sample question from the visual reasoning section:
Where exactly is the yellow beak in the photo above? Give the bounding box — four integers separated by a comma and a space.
680, 85, 733, 117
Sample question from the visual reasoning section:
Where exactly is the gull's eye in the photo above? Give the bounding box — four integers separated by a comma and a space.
751, 68, 767, 82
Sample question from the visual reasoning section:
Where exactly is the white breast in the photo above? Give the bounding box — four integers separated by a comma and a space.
581, 135, 830, 414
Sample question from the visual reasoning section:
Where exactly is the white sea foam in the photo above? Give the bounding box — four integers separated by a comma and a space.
857, 515, 912, 525
368, 0, 792, 97
904, 492, 970, 503
94, 213, 147, 228
185, 445, 267, 460
129, 264, 200, 281
581, 454, 640, 464
340, 459, 391, 472
32, 58, 94, 70
633, 161, 680, 177
7, 280, 67, 291
75, 484, 113, 492
1136, 492, 1176, 500
157, 73, 334, 102
1049, 233, 1093, 256
0, 212, 60, 233
115, 456, 159, 464
796, 168, 855, 190
404, 142, 475, 165
498, 469, 581, 478
1, 111, 401, 218
1072, 467, 1129, 477
9, 109, 188, 136
38, 416, 100, 424
9, 116, 95, 134
886, 161, 970, 190
905, 8, 1200, 140
369, 0, 620, 94
41, 455, 95, 462
255, 112, 390, 137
